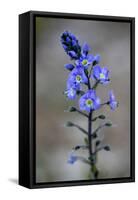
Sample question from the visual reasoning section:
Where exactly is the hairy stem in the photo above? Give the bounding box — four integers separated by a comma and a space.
86, 67, 99, 179
88, 111, 93, 157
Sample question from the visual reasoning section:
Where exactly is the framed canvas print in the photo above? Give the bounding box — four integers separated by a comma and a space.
19, 11, 135, 189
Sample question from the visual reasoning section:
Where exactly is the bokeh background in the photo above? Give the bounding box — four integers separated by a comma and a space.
36, 17, 130, 183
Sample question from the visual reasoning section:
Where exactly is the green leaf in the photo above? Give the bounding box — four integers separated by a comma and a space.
105, 122, 112, 127
68, 106, 77, 112
75, 125, 88, 135
76, 90, 85, 96
84, 137, 89, 145
92, 133, 97, 139
65, 122, 88, 135
92, 80, 100, 89
74, 145, 81, 150
91, 164, 99, 179
84, 69, 89, 76
92, 114, 106, 122
99, 115, 106, 119
96, 140, 101, 146
104, 145, 111, 151
65, 121, 74, 127
73, 145, 88, 150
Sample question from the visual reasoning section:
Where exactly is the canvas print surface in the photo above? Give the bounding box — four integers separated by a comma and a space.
36, 17, 130, 183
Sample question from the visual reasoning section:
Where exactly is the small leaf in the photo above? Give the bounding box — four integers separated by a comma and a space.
69, 106, 76, 112
65, 122, 88, 135
65, 121, 74, 127
96, 140, 101, 146
91, 164, 99, 179
74, 145, 80, 150
92, 133, 97, 138
73, 145, 88, 150
84, 69, 89, 76
76, 90, 85, 96
104, 145, 111, 151
99, 115, 106, 119
64, 63, 74, 71
105, 122, 112, 127
84, 137, 89, 145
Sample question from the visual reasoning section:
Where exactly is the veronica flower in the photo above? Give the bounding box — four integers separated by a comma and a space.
69, 65, 88, 84
79, 89, 101, 112
92, 65, 109, 84
67, 152, 78, 164
109, 90, 118, 110
60, 31, 81, 59
64, 66, 88, 100
64, 85, 77, 100
74, 42, 94, 69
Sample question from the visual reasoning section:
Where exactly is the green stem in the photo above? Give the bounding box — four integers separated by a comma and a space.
88, 111, 93, 157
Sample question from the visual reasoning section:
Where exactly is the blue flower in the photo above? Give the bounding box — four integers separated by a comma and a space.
109, 90, 118, 110
60, 31, 81, 59
64, 86, 77, 100
92, 65, 109, 84
64, 66, 88, 100
79, 89, 101, 112
67, 152, 77, 164
76, 54, 94, 69
68, 51, 78, 59
69, 65, 88, 84
75, 42, 93, 69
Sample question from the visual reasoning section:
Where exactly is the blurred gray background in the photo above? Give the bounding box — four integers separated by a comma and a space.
36, 17, 130, 183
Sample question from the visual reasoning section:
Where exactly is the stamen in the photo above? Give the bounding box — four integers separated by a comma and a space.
82, 59, 88, 66
100, 73, 105, 79
76, 75, 82, 83
86, 99, 93, 107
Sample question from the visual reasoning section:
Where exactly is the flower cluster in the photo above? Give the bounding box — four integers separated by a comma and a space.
60, 31, 81, 59
61, 31, 118, 112
60, 31, 118, 178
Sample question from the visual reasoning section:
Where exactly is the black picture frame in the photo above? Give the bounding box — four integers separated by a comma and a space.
19, 11, 135, 189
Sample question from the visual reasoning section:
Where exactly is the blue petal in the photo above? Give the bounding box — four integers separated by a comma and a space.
69, 33, 76, 40
68, 51, 78, 59
109, 90, 115, 101
110, 101, 118, 110
101, 67, 109, 76
81, 43, 91, 56
109, 90, 118, 110
62, 44, 68, 51
87, 54, 94, 63
79, 96, 87, 110
93, 65, 101, 74
65, 88, 76, 100
62, 31, 68, 37
93, 97, 101, 110
72, 39, 77, 46
64, 64, 74, 71
82, 72, 88, 83
67, 153, 77, 164
93, 54, 100, 63
75, 60, 80, 66
87, 89, 96, 99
